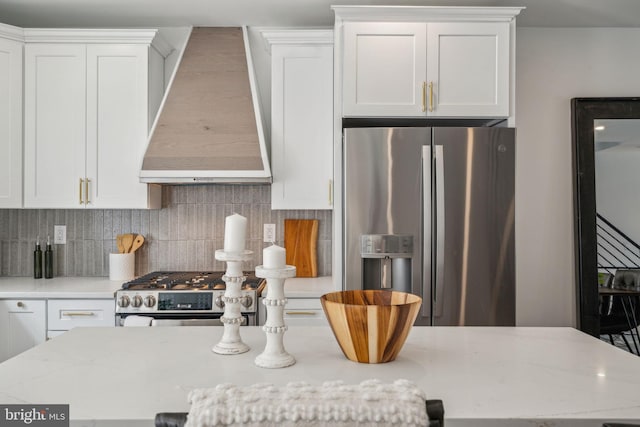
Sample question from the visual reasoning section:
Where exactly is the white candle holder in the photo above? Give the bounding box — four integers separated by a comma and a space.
254, 265, 297, 368
212, 249, 253, 355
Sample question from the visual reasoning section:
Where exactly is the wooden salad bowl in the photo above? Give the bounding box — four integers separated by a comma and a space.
320, 290, 422, 364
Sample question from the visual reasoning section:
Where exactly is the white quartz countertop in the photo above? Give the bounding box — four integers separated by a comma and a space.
0, 277, 120, 298
0, 326, 639, 426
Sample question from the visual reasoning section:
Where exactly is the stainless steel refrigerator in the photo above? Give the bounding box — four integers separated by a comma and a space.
343, 127, 515, 326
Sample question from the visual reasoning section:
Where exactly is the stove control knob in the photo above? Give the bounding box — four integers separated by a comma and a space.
117, 295, 130, 308
131, 295, 143, 308
143, 295, 156, 308
241, 295, 253, 308
214, 295, 225, 309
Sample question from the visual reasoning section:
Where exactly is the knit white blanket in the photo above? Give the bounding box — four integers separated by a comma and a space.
184, 379, 427, 427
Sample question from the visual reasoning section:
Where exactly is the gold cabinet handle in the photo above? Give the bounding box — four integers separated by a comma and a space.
428, 81, 434, 112
421, 81, 427, 112
79, 178, 84, 205
16, 301, 24, 308
85, 179, 90, 204
285, 311, 317, 316
328, 179, 333, 206
62, 311, 96, 317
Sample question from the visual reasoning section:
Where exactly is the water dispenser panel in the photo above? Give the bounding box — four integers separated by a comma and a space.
361, 234, 413, 292
361, 234, 413, 258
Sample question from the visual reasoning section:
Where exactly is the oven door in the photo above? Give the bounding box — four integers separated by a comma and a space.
117, 313, 256, 327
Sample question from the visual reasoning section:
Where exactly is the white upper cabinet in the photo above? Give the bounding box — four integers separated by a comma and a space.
24, 43, 87, 208
85, 44, 151, 208
263, 30, 334, 210
336, 6, 523, 119
0, 25, 23, 208
426, 22, 509, 117
23, 29, 167, 209
343, 23, 426, 117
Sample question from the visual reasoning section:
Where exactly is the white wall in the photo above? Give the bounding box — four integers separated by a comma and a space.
515, 28, 640, 326
157, 27, 191, 87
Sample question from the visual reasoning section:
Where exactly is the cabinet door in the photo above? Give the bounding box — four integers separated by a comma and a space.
24, 44, 86, 208
426, 22, 510, 117
343, 22, 426, 117
0, 300, 46, 363
0, 37, 22, 208
271, 44, 333, 209
86, 45, 150, 209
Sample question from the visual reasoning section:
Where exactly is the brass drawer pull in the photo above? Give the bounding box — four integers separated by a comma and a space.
62, 312, 96, 317
285, 311, 317, 316
428, 81, 434, 112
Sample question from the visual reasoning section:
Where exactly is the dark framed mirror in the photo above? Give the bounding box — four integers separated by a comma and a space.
572, 97, 640, 337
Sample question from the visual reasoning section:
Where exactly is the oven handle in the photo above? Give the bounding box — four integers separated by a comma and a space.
151, 318, 224, 327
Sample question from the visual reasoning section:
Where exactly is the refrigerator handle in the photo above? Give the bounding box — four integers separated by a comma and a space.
434, 145, 445, 317
422, 146, 432, 318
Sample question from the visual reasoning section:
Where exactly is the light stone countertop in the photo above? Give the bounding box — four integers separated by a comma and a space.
0, 276, 334, 299
0, 326, 639, 426
0, 277, 121, 299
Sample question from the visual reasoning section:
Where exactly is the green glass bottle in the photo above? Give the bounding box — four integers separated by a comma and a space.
34, 237, 42, 279
44, 235, 53, 279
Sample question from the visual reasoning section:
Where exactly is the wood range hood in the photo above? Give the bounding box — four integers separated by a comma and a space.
140, 27, 271, 184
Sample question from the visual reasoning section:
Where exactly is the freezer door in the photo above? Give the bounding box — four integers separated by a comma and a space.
432, 127, 515, 326
343, 127, 432, 325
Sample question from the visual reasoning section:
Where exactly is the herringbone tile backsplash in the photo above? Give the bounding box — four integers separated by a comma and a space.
0, 185, 332, 277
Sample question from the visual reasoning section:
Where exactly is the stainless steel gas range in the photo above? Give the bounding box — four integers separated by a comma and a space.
115, 271, 263, 326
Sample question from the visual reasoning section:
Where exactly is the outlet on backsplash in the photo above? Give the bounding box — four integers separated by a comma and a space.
54, 225, 66, 244
264, 224, 275, 243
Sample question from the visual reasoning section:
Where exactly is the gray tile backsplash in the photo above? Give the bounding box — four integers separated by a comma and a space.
0, 185, 332, 278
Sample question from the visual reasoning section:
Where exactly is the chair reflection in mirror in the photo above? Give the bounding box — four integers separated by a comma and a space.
599, 270, 640, 355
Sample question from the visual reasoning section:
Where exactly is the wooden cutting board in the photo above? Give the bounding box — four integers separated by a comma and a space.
284, 219, 319, 277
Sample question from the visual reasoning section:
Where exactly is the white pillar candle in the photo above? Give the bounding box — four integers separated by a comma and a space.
223, 213, 247, 253
263, 244, 286, 269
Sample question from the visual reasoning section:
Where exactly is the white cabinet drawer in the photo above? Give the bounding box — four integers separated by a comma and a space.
259, 297, 327, 326
283, 308, 326, 326
284, 298, 326, 326
48, 299, 115, 330
286, 298, 322, 310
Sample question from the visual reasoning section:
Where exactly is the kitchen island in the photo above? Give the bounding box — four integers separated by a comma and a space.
0, 326, 639, 426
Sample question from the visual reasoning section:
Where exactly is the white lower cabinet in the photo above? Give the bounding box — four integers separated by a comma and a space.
260, 297, 327, 326
284, 298, 327, 326
0, 297, 116, 361
47, 299, 115, 338
0, 299, 46, 363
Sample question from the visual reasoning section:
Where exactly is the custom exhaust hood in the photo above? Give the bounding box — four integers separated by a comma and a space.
140, 27, 271, 184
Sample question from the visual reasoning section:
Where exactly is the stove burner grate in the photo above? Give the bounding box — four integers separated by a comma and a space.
121, 271, 262, 291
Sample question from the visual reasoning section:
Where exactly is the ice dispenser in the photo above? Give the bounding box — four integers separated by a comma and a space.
361, 234, 413, 293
